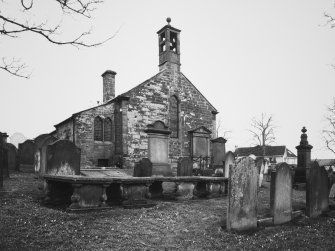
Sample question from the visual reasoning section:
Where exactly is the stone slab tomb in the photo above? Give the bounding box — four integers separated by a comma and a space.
177, 157, 193, 176
227, 156, 259, 231
306, 161, 329, 217
46, 140, 81, 176
133, 158, 152, 177
270, 163, 293, 225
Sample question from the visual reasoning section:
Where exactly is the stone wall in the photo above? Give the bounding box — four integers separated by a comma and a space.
74, 103, 115, 168
56, 120, 74, 141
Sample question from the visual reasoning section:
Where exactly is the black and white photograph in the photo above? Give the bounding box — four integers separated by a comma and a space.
1, 0, 335, 250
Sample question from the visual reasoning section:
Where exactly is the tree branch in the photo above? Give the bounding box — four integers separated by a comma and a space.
249, 113, 275, 146
0, 58, 31, 79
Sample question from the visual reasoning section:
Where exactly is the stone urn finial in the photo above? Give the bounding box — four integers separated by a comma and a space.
301, 126, 307, 134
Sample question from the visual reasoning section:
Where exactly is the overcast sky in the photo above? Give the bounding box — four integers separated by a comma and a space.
1, 0, 335, 158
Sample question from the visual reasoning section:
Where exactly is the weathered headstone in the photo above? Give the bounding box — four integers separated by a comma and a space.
133, 158, 152, 177
34, 134, 50, 172
2, 148, 9, 179
46, 140, 81, 175
177, 157, 193, 176
256, 157, 265, 188
211, 137, 227, 169
227, 156, 259, 231
18, 139, 35, 165
224, 151, 235, 178
144, 121, 172, 176
306, 161, 329, 217
4, 143, 17, 172
270, 163, 293, 225
38, 135, 57, 175
320, 165, 329, 212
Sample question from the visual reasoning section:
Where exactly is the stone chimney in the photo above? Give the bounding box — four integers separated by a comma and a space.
101, 70, 116, 103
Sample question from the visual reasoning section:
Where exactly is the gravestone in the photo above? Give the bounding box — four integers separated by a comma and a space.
2, 148, 9, 178
133, 158, 152, 177
320, 166, 329, 212
46, 140, 81, 175
38, 135, 57, 175
34, 134, 50, 173
4, 143, 17, 172
270, 163, 293, 224
211, 137, 227, 169
18, 139, 35, 165
177, 157, 193, 176
227, 156, 259, 231
189, 126, 211, 159
144, 121, 172, 176
306, 161, 329, 217
224, 151, 235, 178
256, 157, 265, 187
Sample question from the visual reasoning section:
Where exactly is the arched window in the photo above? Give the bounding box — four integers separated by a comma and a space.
94, 117, 103, 141
104, 118, 112, 142
169, 95, 179, 138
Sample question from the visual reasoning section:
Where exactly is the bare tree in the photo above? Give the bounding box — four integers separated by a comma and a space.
0, 0, 116, 78
249, 113, 275, 147
216, 116, 231, 139
323, 98, 335, 154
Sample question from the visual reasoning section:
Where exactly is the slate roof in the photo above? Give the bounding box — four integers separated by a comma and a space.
312, 159, 335, 167
235, 145, 297, 158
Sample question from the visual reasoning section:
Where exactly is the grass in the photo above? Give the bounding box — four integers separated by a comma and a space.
0, 171, 334, 250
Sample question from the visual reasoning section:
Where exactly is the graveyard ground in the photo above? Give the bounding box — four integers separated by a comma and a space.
0, 169, 335, 251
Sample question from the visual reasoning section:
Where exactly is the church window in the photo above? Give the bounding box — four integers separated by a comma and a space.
94, 117, 103, 141
104, 118, 112, 142
170, 95, 179, 138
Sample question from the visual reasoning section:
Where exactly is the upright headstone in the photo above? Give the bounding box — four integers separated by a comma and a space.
46, 140, 81, 175
144, 121, 172, 176
306, 161, 328, 217
2, 148, 9, 178
270, 163, 293, 224
227, 156, 259, 231
0, 132, 9, 179
177, 157, 193, 176
38, 135, 57, 175
4, 143, 17, 172
256, 157, 265, 188
18, 139, 35, 165
320, 166, 329, 212
295, 127, 313, 183
0, 135, 3, 188
224, 151, 235, 178
133, 158, 153, 177
34, 134, 50, 173
211, 137, 227, 169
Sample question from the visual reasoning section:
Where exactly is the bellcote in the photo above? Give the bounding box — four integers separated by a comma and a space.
157, 18, 181, 71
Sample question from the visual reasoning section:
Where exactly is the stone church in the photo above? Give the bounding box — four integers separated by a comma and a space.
52, 19, 219, 169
